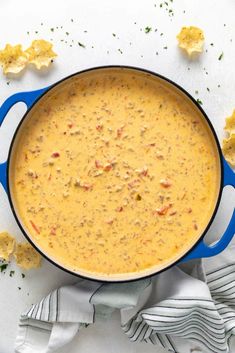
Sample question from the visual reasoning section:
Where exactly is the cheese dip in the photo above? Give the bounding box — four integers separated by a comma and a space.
10, 68, 221, 280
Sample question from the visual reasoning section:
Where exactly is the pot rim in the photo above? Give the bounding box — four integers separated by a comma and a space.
6, 65, 224, 282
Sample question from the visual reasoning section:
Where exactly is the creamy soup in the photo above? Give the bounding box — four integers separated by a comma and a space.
10, 68, 221, 280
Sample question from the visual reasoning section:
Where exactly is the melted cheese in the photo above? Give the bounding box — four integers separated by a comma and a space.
10, 68, 221, 280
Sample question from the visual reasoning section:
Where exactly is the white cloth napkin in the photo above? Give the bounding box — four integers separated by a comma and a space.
15, 244, 235, 353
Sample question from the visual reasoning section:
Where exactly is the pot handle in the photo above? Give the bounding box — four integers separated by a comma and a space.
0, 88, 48, 193
182, 158, 235, 262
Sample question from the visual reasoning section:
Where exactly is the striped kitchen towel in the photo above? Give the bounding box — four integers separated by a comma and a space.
15, 244, 235, 353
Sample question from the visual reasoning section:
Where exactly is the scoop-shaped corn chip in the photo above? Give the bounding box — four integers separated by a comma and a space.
25, 40, 57, 69
177, 26, 205, 57
222, 134, 235, 167
0, 232, 15, 260
14, 242, 41, 270
0, 44, 28, 74
224, 110, 235, 135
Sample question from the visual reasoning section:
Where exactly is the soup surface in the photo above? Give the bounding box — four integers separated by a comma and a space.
11, 68, 220, 279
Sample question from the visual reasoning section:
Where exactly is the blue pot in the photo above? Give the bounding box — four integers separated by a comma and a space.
0, 66, 234, 281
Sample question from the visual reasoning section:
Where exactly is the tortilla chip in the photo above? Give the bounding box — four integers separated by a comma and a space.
14, 242, 41, 270
177, 26, 204, 56
0, 44, 28, 74
222, 134, 235, 167
0, 232, 15, 261
224, 110, 235, 135
25, 40, 57, 69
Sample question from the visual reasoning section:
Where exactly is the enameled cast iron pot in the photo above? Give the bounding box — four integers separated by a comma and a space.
0, 66, 234, 282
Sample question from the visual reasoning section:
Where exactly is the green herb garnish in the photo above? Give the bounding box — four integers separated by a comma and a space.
196, 99, 203, 105
10, 270, 15, 277
218, 52, 224, 60
0, 263, 8, 272
50, 28, 54, 32
145, 26, 152, 34
112, 33, 116, 37
22, 273, 25, 278
78, 42, 85, 48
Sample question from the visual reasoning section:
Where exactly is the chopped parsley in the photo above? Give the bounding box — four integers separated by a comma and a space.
10, 270, 15, 277
0, 263, 8, 272
210, 43, 214, 46
78, 42, 85, 48
22, 273, 25, 278
118, 48, 123, 54
196, 99, 203, 105
145, 26, 152, 34
66, 32, 69, 36
207, 87, 210, 92
50, 28, 54, 32
195, 90, 199, 95
112, 33, 116, 37
163, 46, 168, 49
71, 18, 74, 22
218, 52, 224, 60
18, 287, 21, 290
6, 81, 10, 85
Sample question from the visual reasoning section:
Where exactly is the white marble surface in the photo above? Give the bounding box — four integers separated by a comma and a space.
0, 0, 235, 352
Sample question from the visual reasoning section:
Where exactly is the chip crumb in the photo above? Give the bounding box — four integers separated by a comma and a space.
177, 26, 204, 57
14, 242, 42, 270
0, 44, 28, 75
0, 232, 15, 261
222, 134, 235, 167
224, 110, 235, 135
25, 39, 57, 69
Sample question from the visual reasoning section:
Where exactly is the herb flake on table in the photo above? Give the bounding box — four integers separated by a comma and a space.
196, 99, 203, 105
145, 26, 152, 34
22, 273, 25, 278
78, 42, 85, 48
10, 270, 15, 277
0, 263, 8, 272
218, 52, 224, 60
